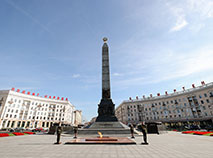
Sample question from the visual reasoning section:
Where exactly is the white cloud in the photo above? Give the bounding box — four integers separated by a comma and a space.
170, 16, 188, 32
187, 0, 213, 18
167, 0, 213, 32
112, 73, 122, 77
113, 46, 213, 87
166, 3, 188, 32
72, 74, 80, 78
148, 47, 213, 82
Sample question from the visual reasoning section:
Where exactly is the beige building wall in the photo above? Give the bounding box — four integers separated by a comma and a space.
74, 110, 82, 126
116, 82, 213, 125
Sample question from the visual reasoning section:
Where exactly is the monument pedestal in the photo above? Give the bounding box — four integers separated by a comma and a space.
89, 121, 127, 129
96, 98, 118, 122
78, 121, 130, 135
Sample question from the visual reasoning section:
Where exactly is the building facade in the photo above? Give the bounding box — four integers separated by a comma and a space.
73, 110, 82, 126
115, 81, 213, 126
0, 88, 77, 129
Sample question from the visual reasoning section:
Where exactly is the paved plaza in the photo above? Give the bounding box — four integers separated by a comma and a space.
0, 132, 212, 158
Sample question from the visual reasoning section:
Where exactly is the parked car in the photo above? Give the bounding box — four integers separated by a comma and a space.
14, 127, 25, 132
32, 128, 43, 132
26, 127, 34, 131
205, 125, 213, 131
9, 128, 15, 132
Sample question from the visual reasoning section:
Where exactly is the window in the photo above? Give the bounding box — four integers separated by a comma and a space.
171, 100, 173, 103
199, 95, 202, 99
201, 100, 204, 104
204, 93, 207, 97
206, 99, 210, 103
203, 106, 206, 110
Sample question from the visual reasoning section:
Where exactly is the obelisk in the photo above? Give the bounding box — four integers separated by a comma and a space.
96, 37, 118, 122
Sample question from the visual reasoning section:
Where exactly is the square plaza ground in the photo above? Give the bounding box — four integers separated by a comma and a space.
0, 132, 212, 158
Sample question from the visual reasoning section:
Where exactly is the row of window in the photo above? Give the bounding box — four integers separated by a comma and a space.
127, 103, 212, 114
127, 92, 213, 109
128, 112, 211, 121
9, 98, 67, 109
5, 114, 66, 121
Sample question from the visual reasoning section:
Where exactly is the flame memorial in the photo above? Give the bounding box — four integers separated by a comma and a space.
65, 38, 135, 144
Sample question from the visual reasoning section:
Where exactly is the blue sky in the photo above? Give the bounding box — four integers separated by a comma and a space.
1, 0, 213, 121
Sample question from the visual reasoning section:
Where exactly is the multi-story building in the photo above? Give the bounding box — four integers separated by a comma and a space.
115, 81, 213, 126
73, 110, 82, 126
0, 88, 77, 129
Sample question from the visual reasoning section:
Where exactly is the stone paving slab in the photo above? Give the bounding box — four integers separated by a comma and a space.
0, 132, 212, 158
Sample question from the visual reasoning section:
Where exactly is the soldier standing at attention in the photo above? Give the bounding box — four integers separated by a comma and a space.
141, 122, 149, 145
130, 123, 135, 138
55, 126, 62, 144
73, 126, 78, 139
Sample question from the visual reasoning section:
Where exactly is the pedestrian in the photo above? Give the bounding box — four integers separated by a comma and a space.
129, 123, 135, 138
73, 126, 78, 139
54, 126, 62, 144
141, 122, 149, 145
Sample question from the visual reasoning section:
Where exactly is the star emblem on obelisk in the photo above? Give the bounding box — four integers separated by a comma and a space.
103, 37, 108, 43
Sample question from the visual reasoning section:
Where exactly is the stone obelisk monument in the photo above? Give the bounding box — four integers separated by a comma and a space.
87, 38, 129, 133
96, 37, 118, 122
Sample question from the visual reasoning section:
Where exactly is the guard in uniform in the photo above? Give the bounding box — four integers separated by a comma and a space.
130, 124, 135, 138
55, 126, 62, 144
141, 122, 149, 145
73, 126, 78, 139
